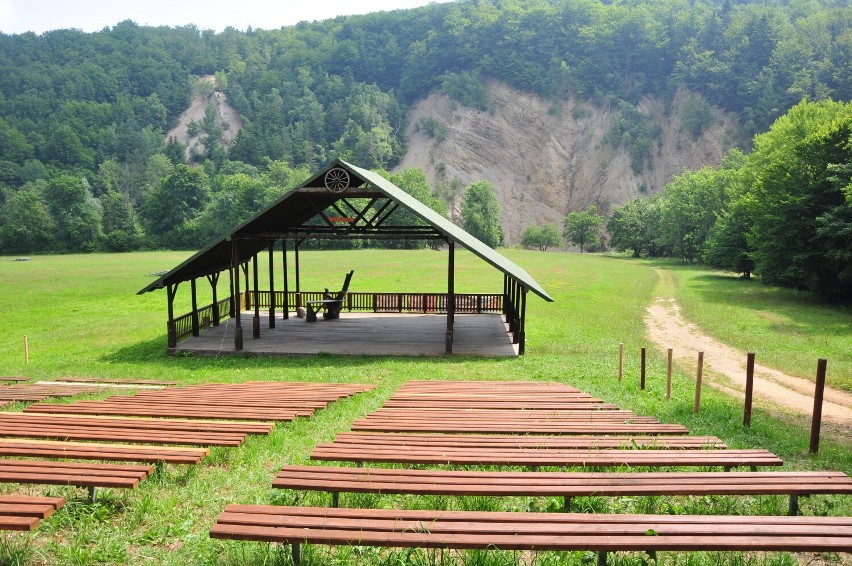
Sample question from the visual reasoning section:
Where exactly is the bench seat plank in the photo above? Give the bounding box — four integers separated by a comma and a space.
13, 413, 275, 433
329, 432, 725, 449
0, 438, 208, 464
210, 505, 852, 552
310, 447, 781, 467
274, 466, 850, 496
0, 516, 39, 531
0, 459, 153, 488
350, 421, 690, 435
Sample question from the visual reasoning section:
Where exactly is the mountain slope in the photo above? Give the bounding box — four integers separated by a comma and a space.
400, 81, 740, 243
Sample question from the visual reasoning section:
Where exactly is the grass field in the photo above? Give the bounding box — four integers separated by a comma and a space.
0, 250, 849, 565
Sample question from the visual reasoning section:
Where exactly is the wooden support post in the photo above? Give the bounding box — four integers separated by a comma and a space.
694, 351, 704, 414
789, 494, 799, 516
597, 551, 607, 566
809, 358, 827, 454
640, 347, 646, 390
563, 496, 571, 512
87, 486, 96, 503
445, 240, 455, 355
282, 240, 289, 320
744, 352, 755, 427
242, 263, 250, 310
267, 243, 275, 329
228, 268, 235, 318
518, 288, 527, 355
503, 273, 509, 318
666, 348, 673, 399
23, 335, 28, 365
252, 254, 260, 339
167, 284, 178, 348
295, 240, 302, 309
331, 492, 339, 508
208, 273, 220, 326
292, 543, 301, 566
232, 240, 243, 351
618, 343, 623, 382
190, 278, 199, 337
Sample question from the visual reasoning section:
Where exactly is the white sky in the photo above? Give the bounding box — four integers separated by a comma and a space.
0, 0, 454, 35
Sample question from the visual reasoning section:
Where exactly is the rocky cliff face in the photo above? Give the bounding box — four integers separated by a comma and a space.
398, 81, 740, 244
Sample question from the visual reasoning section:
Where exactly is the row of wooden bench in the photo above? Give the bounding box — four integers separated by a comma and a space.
211, 381, 852, 563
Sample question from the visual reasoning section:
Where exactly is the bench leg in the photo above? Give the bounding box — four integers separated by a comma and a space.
292, 543, 301, 566
332, 491, 339, 508
87, 486, 96, 503
597, 550, 607, 566
789, 494, 799, 516
563, 496, 572, 513
306, 306, 317, 322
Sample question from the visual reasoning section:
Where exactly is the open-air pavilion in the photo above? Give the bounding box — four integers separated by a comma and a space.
138, 160, 552, 357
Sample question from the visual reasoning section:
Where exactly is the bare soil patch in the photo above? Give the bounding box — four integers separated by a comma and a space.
645, 269, 852, 432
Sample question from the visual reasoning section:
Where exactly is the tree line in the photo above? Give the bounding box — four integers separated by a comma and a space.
1, 0, 850, 197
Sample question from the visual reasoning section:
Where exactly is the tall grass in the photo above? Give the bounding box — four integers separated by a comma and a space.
0, 250, 849, 565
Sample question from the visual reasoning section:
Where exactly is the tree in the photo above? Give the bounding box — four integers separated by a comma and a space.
658, 167, 726, 263
0, 186, 54, 253
745, 100, 852, 299
521, 224, 561, 251
607, 195, 667, 257
141, 164, 210, 248
563, 205, 604, 253
100, 189, 144, 251
461, 180, 503, 248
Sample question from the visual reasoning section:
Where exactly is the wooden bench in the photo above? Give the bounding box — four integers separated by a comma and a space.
0, 413, 268, 446
0, 438, 209, 465
312, 442, 782, 468
0, 494, 65, 531
274, 465, 851, 515
0, 459, 153, 502
306, 270, 354, 322
210, 505, 852, 565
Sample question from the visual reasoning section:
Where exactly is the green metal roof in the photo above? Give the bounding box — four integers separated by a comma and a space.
138, 159, 553, 302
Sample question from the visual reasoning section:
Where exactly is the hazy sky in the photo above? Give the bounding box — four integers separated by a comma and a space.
0, 0, 454, 35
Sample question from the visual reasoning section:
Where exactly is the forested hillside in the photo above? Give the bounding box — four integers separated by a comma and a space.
1, 0, 850, 255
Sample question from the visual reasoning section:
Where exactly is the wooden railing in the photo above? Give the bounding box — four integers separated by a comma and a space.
250, 291, 502, 315
170, 291, 503, 346
169, 297, 233, 347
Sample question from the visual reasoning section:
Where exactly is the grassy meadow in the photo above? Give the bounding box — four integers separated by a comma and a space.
0, 249, 850, 565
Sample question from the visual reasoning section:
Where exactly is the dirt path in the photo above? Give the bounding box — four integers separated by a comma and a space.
645, 269, 852, 431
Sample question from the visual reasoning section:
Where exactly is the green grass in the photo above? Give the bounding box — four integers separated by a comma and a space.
0, 250, 849, 565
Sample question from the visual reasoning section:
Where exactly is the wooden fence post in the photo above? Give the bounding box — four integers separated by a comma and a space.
640, 347, 646, 390
809, 359, 827, 454
744, 352, 755, 427
24, 335, 29, 365
666, 348, 672, 399
618, 343, 624, 382
694, 351, 704, 414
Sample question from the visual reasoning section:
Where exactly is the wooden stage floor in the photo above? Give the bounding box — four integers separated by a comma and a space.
172, 312, 518, 358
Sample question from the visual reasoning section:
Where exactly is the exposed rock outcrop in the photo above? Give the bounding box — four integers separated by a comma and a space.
399, 81, 740, 243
